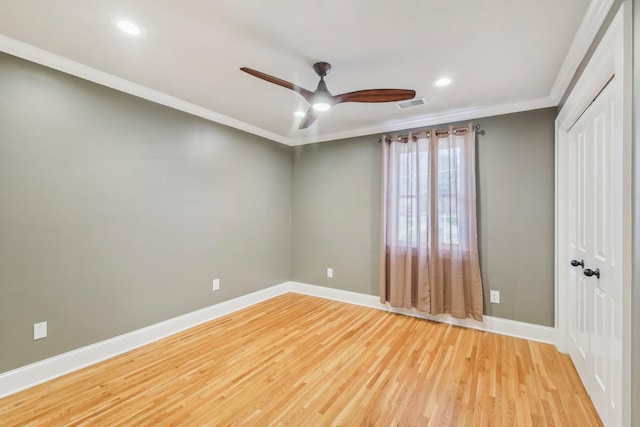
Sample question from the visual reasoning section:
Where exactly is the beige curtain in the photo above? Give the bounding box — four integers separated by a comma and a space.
380, 124, 483, 320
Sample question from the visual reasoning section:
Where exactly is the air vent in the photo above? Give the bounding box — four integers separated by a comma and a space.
397, 97, 425, 109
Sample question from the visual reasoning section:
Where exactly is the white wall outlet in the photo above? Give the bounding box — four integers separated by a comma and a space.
327, 268, 333, 278
490, 290, 500, 304
34, 321, 47, 340
212, 278, 220, 291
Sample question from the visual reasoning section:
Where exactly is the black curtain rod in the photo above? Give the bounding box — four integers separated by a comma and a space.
378, 124, 482, 143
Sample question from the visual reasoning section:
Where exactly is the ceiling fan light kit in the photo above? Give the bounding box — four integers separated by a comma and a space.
312, 102, 331, 112
240, 62, 416, 129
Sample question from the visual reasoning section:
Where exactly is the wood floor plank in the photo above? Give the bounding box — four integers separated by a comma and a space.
0, 293, 602, 426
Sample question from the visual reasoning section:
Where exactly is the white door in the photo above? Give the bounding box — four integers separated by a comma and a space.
565, 80, 621, 426
566, 105, 592, 388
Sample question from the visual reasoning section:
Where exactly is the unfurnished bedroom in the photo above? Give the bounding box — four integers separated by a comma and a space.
0, 1, 638, 426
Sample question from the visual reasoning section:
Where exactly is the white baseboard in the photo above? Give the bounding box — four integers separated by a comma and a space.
288, 281, 556, 345
0, 283, 290, 399
0, 281, 555, 399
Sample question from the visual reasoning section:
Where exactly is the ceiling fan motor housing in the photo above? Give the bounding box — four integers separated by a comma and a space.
313, 62, 332, 77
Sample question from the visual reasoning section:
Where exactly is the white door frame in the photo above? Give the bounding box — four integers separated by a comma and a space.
555, 4, 631, 425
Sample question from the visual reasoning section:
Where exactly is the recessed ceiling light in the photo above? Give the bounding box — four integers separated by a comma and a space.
116, 20, 142, 36
294, 111, 306, 117
434, 77, 453, 87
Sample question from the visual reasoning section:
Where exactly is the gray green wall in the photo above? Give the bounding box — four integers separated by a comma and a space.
0, 49, 558, 375
291, 108, 556, 327
475, 109, 556, 325
0, 53, 292, 373
291, 136, 381, 296
633, 0, 639, 423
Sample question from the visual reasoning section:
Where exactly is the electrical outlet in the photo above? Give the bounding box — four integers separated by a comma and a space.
327, 268, 333, 278
212, 278, 220, 291
490, 290, 500, 304
34, 321, 47, 340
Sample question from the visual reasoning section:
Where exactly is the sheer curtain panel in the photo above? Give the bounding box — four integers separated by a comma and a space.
380, 124, 483, 320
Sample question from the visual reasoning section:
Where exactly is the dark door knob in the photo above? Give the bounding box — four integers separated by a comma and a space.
583, 268, 600, 279
571, 259, 584, 268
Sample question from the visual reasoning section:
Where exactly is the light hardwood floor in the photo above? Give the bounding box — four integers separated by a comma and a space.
0, 293, 601, 426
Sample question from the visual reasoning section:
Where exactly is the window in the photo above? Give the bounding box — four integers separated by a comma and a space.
437, 144, 461, 245
381, 125, 484, 320
392, 142, 462, 247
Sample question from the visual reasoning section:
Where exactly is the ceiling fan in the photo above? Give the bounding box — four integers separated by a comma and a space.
240, 62, 416, 129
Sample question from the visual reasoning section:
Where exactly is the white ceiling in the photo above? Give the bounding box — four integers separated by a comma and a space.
0, 0, 599, 145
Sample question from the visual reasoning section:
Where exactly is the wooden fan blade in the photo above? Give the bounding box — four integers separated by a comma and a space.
298, 107, 319, 129
334, 89, 416, 104
240, 67, 314, 102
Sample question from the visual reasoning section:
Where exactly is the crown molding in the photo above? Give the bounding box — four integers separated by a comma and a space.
549, 0, 615, 103
289, 96, 556, 146
0, 34, 291, 146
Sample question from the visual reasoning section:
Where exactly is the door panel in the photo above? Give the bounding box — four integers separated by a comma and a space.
567, 110, 591, 386
592, 112, 608, 263
587, 80, 616, 425
578, 128, 588, 254
592, 287, 608, 392
565, 80, 619, 426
